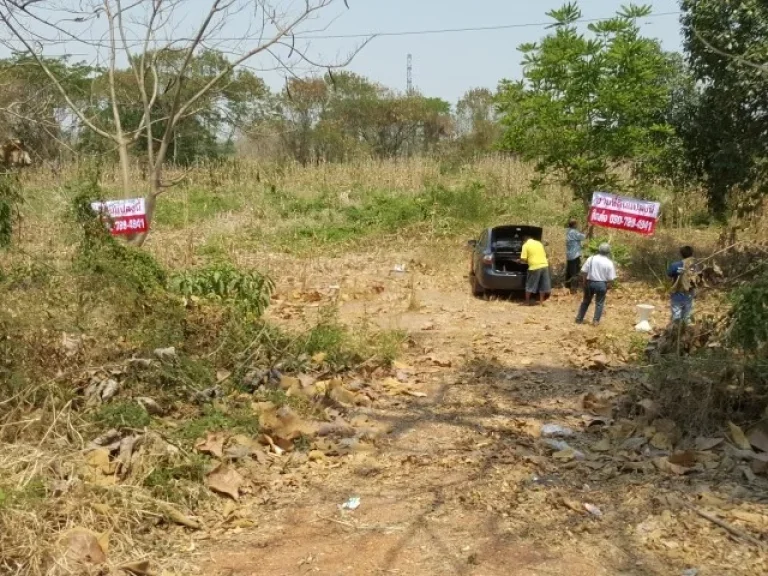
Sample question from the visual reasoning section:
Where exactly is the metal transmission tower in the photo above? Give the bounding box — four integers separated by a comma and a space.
406, 53, 413, 94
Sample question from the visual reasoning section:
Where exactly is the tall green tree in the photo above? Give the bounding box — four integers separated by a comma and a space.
680, 0, 768, 218
455, 88, 500, 153
260, 72, 452, 162
496, 3, 676, 208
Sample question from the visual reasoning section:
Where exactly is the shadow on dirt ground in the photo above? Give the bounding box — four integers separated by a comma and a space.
203, 359, 759, 575
199, 249, 766, 576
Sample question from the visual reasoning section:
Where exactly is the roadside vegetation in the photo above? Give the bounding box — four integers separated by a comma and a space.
1, 0, 768, 573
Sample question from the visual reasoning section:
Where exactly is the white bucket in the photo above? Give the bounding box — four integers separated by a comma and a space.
635, 304, 655, 332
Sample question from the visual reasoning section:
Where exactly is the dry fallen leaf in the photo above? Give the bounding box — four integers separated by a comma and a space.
583, 393, 614, 417
329, 384, 358, 405
427, 355, 452, 368
653, 457, 692, 476
728, 422, 753, 451
638, 399, 659, 418
650, 432, 673, 451
747, 421, 768, 453
561, 498, 585, 514
668, 450, 697, 468
118, 559, 152, 576
86, 448, 115, 475
591, 438, 612, 452
162, 505, 201, 529
694, 437, 724, 451
59, 528, 107, 567
206, 464, 244, 500
553, 449, 576, 462
729, 509, 766, 526
393, 360, 413, 372
195, 432, 226, 459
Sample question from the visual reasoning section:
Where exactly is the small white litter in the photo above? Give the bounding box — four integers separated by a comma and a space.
541, 424, 576, 438
635, 304, 655, 332
340, 496, 361, 511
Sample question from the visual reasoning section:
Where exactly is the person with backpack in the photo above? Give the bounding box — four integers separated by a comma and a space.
667, 246, 697, 323
575, 243, 617, 326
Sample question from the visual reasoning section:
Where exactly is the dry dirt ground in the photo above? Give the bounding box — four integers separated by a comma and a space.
193, 243, 767, 576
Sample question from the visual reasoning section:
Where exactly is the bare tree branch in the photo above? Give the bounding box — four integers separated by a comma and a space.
0, 0, 365, 244
0, 7, 116, 141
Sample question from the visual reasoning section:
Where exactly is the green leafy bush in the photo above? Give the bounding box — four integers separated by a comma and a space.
729, 272, 768, 353
171, 262, 274, 317
69, 175, 167, 294
586, 237, 632, 267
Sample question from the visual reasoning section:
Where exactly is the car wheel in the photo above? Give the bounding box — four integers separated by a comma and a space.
470, 273, 485, 298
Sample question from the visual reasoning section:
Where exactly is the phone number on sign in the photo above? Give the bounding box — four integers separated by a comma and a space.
591, 210, 654, 231
113, 218, 146, 231
607, 214, 653, 231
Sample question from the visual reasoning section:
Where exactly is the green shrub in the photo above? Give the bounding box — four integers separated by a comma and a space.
69, 182, 167, 294
171, 262, 274, 317
0, 173, 23, 248
2, 260, 54, 290
586, 237, 632, 267
729, 272, 768, 353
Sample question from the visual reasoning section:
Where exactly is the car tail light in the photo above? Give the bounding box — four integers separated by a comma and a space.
482, 254, 493, 265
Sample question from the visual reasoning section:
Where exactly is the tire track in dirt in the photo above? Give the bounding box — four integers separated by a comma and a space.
199, 248, 765, 576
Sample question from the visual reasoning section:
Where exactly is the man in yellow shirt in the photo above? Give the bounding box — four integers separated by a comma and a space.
519, 234, 551, 305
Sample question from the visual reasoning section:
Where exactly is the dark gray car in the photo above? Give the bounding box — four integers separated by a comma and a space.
467, 225, 544, 296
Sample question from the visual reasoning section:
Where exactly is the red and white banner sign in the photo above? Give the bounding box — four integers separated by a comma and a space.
90, 198, 148, 236
588, 192, 660, 236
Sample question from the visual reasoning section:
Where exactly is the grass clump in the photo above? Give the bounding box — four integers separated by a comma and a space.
0, 477, 46, 511
288, 307, 406, 369
175, 405, 260, 441
94, 401, 151, 430
142, 454, 208, 504
280, 181, 500, 251
153, 187, 245, 229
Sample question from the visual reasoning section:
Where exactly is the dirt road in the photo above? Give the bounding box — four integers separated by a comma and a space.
199, 245, 766, 576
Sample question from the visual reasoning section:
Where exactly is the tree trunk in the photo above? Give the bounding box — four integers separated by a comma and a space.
117, 139, 131, 199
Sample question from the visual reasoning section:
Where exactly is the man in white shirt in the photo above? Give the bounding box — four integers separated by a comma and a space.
575, 243, 617, 326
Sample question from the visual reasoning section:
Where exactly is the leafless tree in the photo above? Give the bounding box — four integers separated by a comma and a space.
0, 0, 367, 244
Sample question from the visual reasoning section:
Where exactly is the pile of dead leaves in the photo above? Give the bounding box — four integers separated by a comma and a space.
645, 314, 728, 359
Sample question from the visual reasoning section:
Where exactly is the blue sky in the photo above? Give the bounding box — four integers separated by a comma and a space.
1, 0, 684, 105
295, 0, 683, 102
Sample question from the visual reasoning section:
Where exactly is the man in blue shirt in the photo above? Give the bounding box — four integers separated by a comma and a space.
667, 245, 697, 323
565, 219, 587, 293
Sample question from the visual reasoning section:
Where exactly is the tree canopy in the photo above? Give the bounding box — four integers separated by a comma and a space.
680, 0, 768, 218
495, 3, 677, 206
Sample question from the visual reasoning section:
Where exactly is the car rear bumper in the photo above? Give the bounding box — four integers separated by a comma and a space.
476, 268, 527, 291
